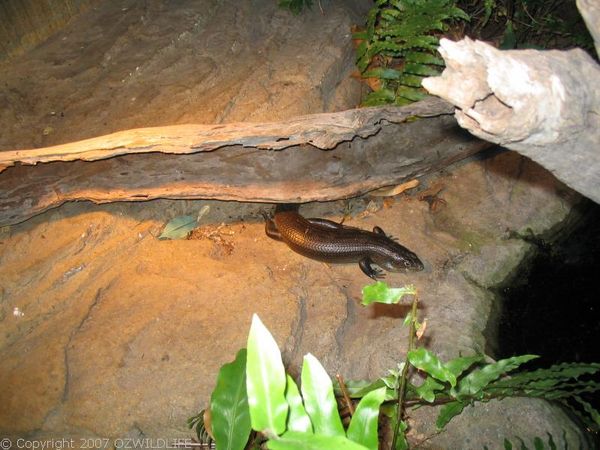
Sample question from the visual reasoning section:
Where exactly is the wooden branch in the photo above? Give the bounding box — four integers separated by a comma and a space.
0, 97, 490, 226
422, 9, 600, 204
0, 97, 453, 171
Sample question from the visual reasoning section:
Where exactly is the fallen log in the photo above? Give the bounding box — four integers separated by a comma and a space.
0, 97, 489, 226
0, 97, 456, 171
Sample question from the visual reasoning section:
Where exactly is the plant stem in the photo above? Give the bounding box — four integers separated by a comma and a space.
336, 373, 355, 416
391, 292, 419, 450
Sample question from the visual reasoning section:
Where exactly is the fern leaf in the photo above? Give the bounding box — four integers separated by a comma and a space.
355, 0, 468, 105
397, 74, 424, 87
363, 88, 397, 106
488, 362, 600, 391
363, 68, 402, 80
454, 355, 538, 400
405, 51, 445, 65
403, 62, 441, 76
395, 86, 428, 102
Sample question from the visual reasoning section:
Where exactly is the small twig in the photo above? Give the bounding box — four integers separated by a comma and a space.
336, 373, 355, 416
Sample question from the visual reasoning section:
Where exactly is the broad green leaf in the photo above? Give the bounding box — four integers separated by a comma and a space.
158, 215, 197, 240
415, 376, 445, 403
436, 400, 465, 429
210, 349, 251, 450
346, 387, 386, 449
533, 436, 544, 450
267, 431, 369, 450
455, 355, 538, 398
408, 348, 457, 387
503, 439, 513, 450
301, 353, 345, 437
381, 364, 403, 390
246, 314, 288, 438
444, 355, 485, 377
285, 375, 312, 433
361, 282, 416, 306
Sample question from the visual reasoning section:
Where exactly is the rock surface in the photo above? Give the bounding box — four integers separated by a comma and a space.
0, 0, 368, 149
0, 0, 592, 448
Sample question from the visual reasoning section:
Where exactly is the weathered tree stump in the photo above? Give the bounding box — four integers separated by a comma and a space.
422, 0, 600, 203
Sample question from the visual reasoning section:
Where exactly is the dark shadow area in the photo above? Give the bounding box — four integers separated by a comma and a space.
497, 199, 600, 364
496, 198, 600, 438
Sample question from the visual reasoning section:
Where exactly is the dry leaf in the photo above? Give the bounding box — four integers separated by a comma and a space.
370, 179, 419, 197
416, 318, 428, 340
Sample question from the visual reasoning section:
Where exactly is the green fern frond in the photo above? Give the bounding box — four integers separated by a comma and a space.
362, 88, 397, 106
354, 0, 469, 106
405, 51, 445, 65
395, 86, 428, 102
363, 67, 402, 80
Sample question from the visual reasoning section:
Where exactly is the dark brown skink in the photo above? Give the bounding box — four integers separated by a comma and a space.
264, 204, 424, 279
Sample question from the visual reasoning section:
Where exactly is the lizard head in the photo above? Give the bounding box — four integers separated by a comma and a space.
378, 245, 424, 272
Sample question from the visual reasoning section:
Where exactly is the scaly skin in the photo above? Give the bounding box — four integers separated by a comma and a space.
264, 204, 424, 280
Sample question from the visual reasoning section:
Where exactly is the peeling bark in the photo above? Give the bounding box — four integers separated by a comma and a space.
0, 97, 453, 171
422, 1, 600, 204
